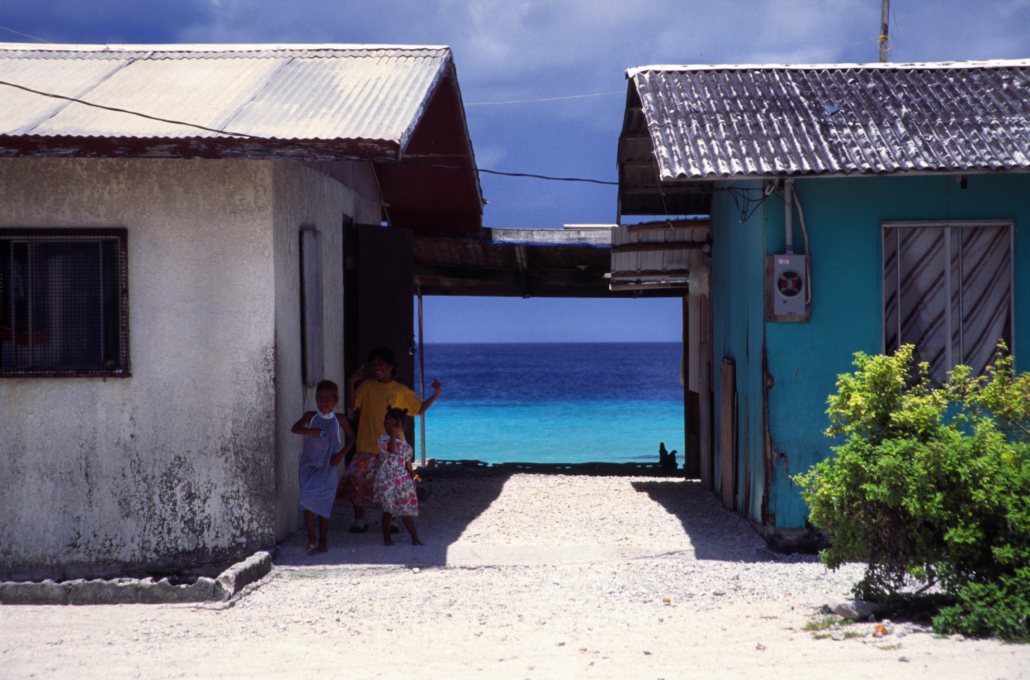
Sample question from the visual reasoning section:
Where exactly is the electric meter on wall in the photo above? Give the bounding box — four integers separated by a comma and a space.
773, 253, 807, 316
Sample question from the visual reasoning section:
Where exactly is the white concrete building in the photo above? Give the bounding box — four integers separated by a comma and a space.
0, 44, 483, 580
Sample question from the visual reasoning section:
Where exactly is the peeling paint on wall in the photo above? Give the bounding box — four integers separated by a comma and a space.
0, 158, 379, 580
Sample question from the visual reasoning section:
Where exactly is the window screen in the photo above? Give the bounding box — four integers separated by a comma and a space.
883, 221, 1012, 383
1, 229, 128, 376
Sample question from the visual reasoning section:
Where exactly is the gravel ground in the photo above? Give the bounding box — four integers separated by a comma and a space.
2, 471, 1028, 679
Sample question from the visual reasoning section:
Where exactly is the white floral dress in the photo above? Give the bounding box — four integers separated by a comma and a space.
374, 435, 419, 517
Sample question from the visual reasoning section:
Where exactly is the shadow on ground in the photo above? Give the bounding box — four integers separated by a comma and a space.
631, 478, 789, 563
275, 468, 513, 568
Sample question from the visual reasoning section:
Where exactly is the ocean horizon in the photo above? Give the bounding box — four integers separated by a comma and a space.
412, 342, 685, 465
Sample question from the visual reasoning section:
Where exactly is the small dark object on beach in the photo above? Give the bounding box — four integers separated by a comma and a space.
659, 443, 677, 471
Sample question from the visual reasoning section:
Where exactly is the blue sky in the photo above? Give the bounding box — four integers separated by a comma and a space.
4, 1, 1029, 342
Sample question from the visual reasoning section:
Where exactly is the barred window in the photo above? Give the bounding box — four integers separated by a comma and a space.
1, 229, 129, 376
883, 221, 1013, 383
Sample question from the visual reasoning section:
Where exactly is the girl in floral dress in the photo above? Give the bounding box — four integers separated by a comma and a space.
374, 408, 423, 546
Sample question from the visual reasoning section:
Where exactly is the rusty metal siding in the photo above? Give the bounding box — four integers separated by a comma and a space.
0, 44, 451, 147
630, 61, 1030, 181
610, 225, 708, 291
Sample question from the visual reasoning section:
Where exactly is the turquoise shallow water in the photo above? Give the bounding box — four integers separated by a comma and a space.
412, 343, 685, 465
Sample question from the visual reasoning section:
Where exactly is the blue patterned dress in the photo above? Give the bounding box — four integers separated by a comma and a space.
298, 411, 342, 519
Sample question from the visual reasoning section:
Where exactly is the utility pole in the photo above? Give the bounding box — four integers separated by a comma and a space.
879, 0, 890, 62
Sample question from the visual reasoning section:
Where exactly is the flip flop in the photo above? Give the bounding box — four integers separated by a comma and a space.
348, 522, 369, 534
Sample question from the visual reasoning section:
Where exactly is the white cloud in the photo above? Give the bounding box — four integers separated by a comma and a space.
472, 143, 507, 170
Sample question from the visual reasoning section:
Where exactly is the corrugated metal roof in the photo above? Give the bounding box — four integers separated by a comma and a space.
0, 43, 453, 153
628, 59, 1030, 180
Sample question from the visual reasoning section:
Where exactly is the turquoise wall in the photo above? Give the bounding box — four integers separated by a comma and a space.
712, 173, 1030, 529
711, 180, 767, 524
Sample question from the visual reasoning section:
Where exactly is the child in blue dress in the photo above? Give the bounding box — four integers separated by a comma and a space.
292, 380, 354, 553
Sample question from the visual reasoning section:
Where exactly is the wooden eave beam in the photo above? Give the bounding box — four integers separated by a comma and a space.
0, 135, 398, 160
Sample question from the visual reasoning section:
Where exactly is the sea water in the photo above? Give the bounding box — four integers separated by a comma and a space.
413, 342, 685, 464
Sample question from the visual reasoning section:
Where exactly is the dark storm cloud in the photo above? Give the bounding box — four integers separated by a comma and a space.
2, 0, 216, 44
3, 0, 1028, 341
3, 0, 1029, 228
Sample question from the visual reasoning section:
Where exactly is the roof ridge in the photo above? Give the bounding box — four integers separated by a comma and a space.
627, 58, 1030, 77
0, 42, 452, 55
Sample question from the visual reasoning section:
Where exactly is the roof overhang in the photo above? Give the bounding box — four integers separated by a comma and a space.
617, 58, 1030, 217
617, 81, 712, 217
0, 43, 484, 234
414, 227, 688, 298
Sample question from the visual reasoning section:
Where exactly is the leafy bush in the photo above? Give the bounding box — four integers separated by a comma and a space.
795, 345, 1030, 640
932, 569, 1030, 642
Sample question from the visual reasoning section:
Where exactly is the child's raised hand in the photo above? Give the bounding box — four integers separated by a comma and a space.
348, 365, 365, 384
430, 378, 442, 396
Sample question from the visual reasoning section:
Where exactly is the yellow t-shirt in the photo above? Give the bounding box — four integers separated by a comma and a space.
353, 379, 423, 454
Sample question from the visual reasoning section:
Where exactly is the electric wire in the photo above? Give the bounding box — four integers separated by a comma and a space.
466, 90, 623, 106
0, 24, 51, 43
772, 183, 813, 305
0, 78, 629, 187
0, 77, 742, 198
792, 187, 813, 304
795, 37, 880, 63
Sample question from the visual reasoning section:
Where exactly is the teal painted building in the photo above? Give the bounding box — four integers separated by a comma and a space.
618, 60, 1030, 533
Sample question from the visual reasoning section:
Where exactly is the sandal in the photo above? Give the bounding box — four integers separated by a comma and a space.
348, 522, 369, 534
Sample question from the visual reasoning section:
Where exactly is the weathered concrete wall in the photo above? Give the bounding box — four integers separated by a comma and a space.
0, 158, 280, 580
270, 162, 381, 541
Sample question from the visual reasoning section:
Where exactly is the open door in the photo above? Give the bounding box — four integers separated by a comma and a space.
344, 222, 417, 445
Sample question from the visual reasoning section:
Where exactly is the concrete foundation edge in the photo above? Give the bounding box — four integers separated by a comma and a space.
750, 520, 831, 554
0, 551, 272, 605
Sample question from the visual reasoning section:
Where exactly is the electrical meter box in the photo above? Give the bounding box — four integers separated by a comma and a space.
766, 253, 809, 320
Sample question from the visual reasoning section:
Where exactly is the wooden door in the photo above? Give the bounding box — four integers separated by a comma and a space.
698, 295, 713, 490
344, 223, 416, 443
720, 358, 736, 510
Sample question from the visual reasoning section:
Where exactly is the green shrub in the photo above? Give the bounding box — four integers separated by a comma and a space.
933, 569, 1030, 643
795, 345, 1030, 639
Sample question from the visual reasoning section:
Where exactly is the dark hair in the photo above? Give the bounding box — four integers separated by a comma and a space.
315, 379, 339, 399
384, 407, 408, 428
367, 347, 398, 378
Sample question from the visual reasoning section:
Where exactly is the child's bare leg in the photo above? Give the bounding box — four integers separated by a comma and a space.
401, 516, 423, 546
316, 516, 329, 553
304, 510, 317, 551
347, 500, 368, 532
382, 512, 394, 546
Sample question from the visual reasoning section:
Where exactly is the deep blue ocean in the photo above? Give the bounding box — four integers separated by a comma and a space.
413, 342, 685, 464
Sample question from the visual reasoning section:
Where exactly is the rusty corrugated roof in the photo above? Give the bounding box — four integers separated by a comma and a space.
0, 43, 452, 155
626, 60, 1030, 181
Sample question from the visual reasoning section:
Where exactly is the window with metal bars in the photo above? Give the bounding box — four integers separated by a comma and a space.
883, 221, 1013, 384
1, 229, 128, 376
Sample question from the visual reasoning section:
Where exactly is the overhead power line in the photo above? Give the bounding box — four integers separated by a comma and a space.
0, 78, 747, 207
0, 24, 51, 43
466, 90, 623, 106
0, 78, 624, 186
795, 37, 879, 63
